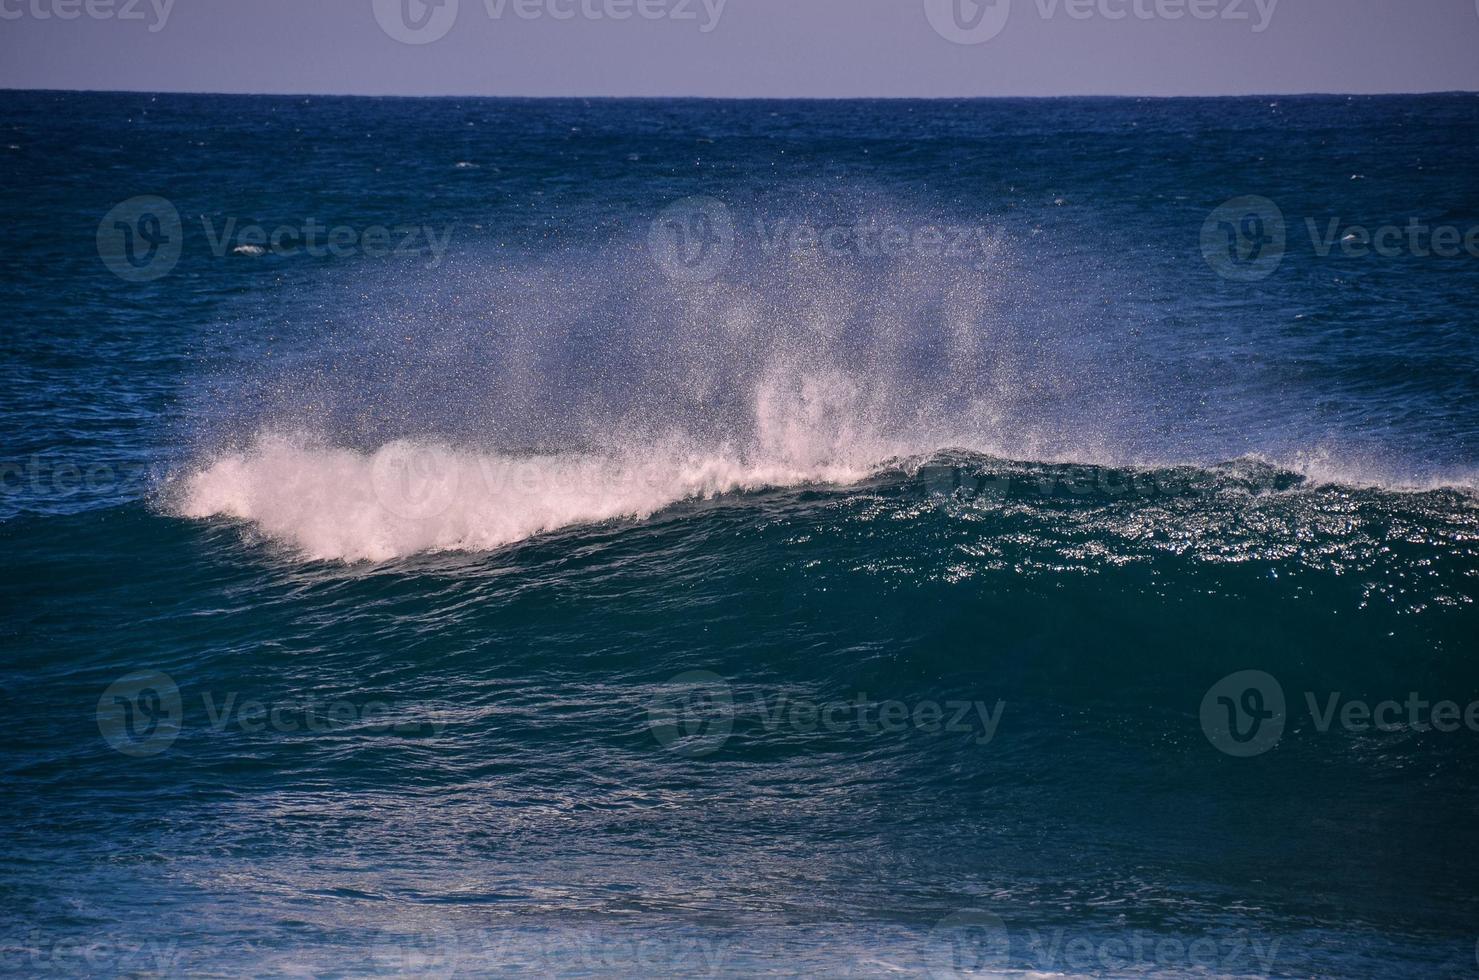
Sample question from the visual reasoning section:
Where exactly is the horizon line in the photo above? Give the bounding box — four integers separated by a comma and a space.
5, 85, 1479, 101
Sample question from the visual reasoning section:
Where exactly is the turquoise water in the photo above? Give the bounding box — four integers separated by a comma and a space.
3, 91, 1479, 976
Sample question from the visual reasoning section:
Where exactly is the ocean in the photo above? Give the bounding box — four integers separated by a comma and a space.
3, 90, 1478, 976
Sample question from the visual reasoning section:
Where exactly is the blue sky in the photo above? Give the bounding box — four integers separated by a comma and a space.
2, 0, 1478, 97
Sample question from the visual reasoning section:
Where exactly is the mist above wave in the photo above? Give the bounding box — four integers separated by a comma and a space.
170, 197, 1474, 560
170, 201, 1061, 557
182, 196, 1126, 458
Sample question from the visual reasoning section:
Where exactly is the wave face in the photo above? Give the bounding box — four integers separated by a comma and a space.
6, 92, 1479, 977
176, 435, 1478, 564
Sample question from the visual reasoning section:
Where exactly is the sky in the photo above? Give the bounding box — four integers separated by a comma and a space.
1, 0, 1477, 98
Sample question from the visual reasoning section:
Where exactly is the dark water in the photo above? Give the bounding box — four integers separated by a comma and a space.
3, 90, 1479, 976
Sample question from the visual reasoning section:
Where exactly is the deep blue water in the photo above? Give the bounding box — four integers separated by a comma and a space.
3, 90, 1479, 976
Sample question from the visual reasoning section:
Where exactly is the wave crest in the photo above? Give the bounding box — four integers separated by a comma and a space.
174, 432, 885, 562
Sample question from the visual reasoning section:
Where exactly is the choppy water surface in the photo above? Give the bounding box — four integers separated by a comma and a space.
3, 91, 1479, 976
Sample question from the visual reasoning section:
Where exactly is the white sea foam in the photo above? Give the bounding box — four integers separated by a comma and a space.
173, 430, 1479, 563
174, 366, 913, 562
174, 432, 887, 563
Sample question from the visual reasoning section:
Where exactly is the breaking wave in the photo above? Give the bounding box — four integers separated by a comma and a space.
168, 201, 1479, 561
